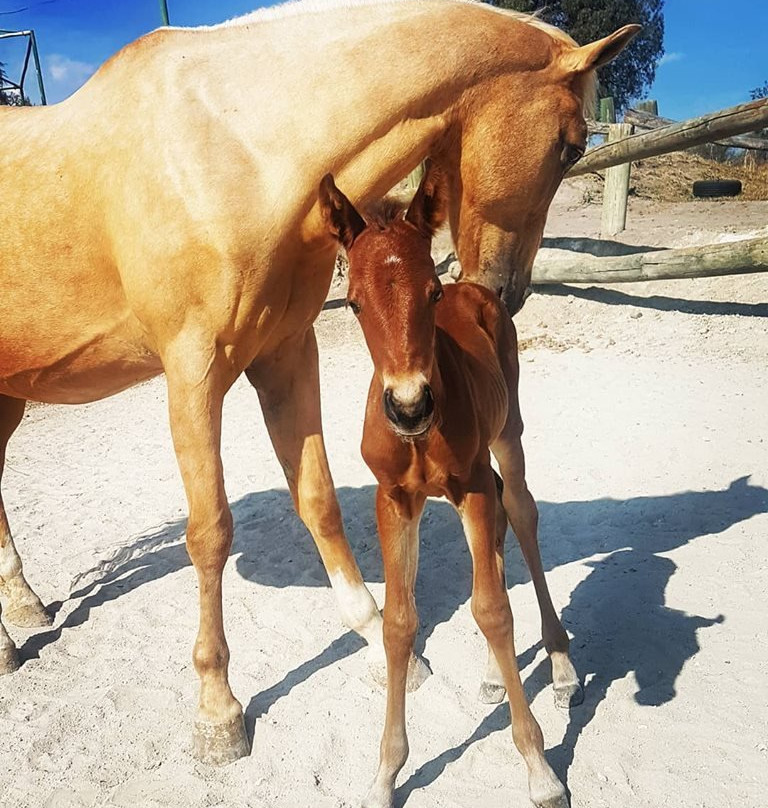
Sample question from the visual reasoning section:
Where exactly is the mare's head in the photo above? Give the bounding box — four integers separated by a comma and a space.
319, 164, 447, 439
439, 14, 640, 313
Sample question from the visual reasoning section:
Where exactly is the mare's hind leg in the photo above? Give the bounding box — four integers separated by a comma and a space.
491, 424, 582, 709
246, 328, 429, 691
0, 395, 51, 633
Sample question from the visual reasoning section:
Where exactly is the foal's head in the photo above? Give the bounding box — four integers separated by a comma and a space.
319, 165, 448, 439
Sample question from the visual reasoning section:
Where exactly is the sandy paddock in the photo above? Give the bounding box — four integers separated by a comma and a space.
1, 185, 767, 808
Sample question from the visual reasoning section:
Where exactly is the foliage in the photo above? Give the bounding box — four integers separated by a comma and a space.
484, 0, 665, 112
0, 60, 30, 106
750, 82, 768, 101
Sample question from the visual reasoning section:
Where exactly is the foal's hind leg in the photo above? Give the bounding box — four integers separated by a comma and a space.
491, 425, 582, 709
0, 395, 51, 634
461, 469, 568, 808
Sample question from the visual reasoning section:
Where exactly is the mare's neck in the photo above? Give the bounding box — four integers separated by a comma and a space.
205, 2, 551, 239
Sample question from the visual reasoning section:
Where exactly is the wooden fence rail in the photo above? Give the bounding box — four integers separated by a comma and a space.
531, 237, 768, 285
570, 98, 768, 176
623, 108, 768, 152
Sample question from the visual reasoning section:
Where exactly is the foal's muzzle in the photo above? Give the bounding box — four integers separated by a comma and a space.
383, 384, 435, 438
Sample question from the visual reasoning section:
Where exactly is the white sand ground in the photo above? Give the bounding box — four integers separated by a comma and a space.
1, 189, 767, 808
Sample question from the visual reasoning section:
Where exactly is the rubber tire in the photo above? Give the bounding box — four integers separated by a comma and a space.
692, 179, 742, 198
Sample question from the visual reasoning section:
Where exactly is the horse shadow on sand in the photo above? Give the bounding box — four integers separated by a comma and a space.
19, 474, 767, 798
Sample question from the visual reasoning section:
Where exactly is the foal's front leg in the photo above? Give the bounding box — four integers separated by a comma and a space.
460, 467, 568, 808
363, 486, 426, 808
165, 343, 248, 765
246, 329, 429, 690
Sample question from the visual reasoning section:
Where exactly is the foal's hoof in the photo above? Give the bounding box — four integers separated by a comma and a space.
4, 601, 53, 628
478, 680, 507, 704
553, 681, 583, 711
192, 713, 249, 765
0, 645, 20, 675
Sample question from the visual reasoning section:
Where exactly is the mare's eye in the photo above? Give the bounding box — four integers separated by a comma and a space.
431, 287, 444, 303
561, 143, 585, 168
348, 299, 361, 316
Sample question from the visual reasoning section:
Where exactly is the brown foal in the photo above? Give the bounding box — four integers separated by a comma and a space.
319, 165, 580, 808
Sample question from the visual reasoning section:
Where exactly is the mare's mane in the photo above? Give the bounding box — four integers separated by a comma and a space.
207, 0, 577, 50
166, 0, 596, 116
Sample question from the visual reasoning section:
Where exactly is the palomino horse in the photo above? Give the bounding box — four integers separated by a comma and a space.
320, 164, 576, 808
0, 0, 638, 766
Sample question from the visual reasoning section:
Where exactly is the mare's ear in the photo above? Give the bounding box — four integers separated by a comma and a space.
319, 173, 366, 250
560, 24, 641, 73
405, 159, 448, 239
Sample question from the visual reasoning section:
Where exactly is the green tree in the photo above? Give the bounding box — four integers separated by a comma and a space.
751, 82, 768, 101
485, 0, 665, 112
0, 61, 29, 106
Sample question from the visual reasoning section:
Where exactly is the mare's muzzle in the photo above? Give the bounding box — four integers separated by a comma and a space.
500, 274, 532, 316
383, 384, 435, 437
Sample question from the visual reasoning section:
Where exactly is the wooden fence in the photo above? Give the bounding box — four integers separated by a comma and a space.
524, 97, 768, 285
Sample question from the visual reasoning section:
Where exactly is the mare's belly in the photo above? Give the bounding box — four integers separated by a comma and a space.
0, 319, 162, 404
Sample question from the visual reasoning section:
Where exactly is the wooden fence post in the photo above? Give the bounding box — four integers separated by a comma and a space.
601, 123, 633, 237
599, 96, 616, 124
407, 161, 425, 190
636, 99, 658, 115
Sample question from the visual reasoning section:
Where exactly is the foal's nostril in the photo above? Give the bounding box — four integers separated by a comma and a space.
421, 384, 434, 419
383, 388, 398, 424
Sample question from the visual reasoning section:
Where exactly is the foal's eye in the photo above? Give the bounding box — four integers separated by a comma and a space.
431, 287, 444, 303
561, 143, 585, 168
347, 299, 361, 316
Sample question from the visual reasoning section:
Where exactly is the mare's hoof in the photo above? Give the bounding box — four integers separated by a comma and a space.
532, 777, 569, 808
192, 713, 249, 765
406, 653, 431, 692
367, 651, 431, 692
554, 681, 583, 710
478, 680, 507, 704
0, 645, 20, 675
4, 601, 53, 628
534, 792, 569, 808
361, 784, 394, 808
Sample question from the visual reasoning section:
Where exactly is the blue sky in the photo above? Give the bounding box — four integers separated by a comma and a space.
1, 0, 766, 119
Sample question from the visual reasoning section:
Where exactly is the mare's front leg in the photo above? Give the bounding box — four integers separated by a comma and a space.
246, 328, 429, 690
460, 466, 568, 808
0, 394, 51, 675
165, 342, 248, 765
363, 486, 426, 808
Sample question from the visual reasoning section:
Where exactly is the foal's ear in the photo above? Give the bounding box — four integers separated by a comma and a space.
560, 24, 642, 73
405, 159, 448, 239
319, 173, 366, 250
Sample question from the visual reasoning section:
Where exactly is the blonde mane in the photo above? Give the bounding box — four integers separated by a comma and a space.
208, 0, 578, 50
167, 0, 595, 116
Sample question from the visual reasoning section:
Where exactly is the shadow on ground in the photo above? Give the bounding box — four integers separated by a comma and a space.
20, 475, 767, 797
538, 283, 768, 318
